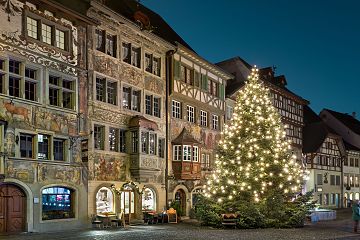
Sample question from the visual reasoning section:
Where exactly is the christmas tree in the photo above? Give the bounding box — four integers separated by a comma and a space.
203, 67, 306, 204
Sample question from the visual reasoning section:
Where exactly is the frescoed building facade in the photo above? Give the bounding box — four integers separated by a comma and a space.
85, 0, 174, 223
0, 0, 93, 233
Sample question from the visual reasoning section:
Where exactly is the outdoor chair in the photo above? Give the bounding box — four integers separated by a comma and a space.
91, 214, 103, 228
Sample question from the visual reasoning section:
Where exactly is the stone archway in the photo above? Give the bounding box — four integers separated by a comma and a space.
0, 183, 26, 233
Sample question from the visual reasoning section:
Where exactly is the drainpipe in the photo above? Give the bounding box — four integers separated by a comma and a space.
165, 49, 176, 209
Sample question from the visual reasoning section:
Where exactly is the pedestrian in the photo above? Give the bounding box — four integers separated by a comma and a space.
352, 200, 360, 233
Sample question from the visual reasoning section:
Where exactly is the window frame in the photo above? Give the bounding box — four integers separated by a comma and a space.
95, 75, 118, 105
24, 11, 72, 53
187, 105, 195, 123
48, 73, 76, 110
122, 85, 141, 112
200, 110, 208, 127
122, 41, 141, 68
172, 100, 181, 119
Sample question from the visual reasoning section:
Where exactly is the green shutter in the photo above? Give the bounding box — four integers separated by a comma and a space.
201, 74, 208, 90
174, 60, 180, 79
220, 84, 225, 100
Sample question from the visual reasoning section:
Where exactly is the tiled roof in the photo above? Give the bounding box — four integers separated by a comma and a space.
324, 109, 360, 135
344, 141, 360, 151
303, 106, 338, 153
101, 0, 194, 51
172, 128, 200, 145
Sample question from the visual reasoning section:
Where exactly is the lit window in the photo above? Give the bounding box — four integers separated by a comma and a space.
27, 17, 38, 39
142, 188, 156, 211
37, 134, 50, 160
42, 187, 74, 220
183, 145, 192, 161
109, 128, 119, 152
55, 29, 65, 50
123, 86, 141, 112
96, 187, 114, 214
42, 23, 52, 44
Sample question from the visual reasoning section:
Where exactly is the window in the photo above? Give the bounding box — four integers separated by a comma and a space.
38, 134, 50, 160
226, 106, 233, 120
201, 154, 210, 168
344, 175, 349, 187
173, 145, 182, 161
96, 187, 114, 214
122, 42, 141, 68
350, 158, 354, 167
317, 174, 323, 185
119, 130, 126, 153
200, 110, 207, 127
96, 77, 117, 105
109, 128, 119, 152
330, 175, 335, 185
344, 157, 348, 166
42, 187, 74, 220
95, 29, 117, 57
212, 115, 219, 130
180, 65, 193, 85
149, 133, 156, 155
356, 158, 359, 167
142, 188, 156, 211
183, 145, 192, 161
49, 75, 75, 109
336, 175, 340, 186
145, 53, 161, 77
172, 100, 181, 119
55, 29, 65, 50
141, 132, 148, 154
26, 16, 70, 51
9, 60, 21, 97
132, 131, 138, 153
193, 146, 199, 162
145, 95, 161, 117
145, 95, 152, 115
25, 68, 37, 101
187, 105, 195, 123
94, 125, 105, 150
20, 133, 33, 158
53, 138, 65, 161
158, 138, 165, 158
123, 87, 141, 112
27, 17, 38, 39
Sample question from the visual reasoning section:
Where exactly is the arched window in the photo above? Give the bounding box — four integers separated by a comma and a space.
42, 186, 74, 220
142, 188, 156, 211
96, 187, 114, 214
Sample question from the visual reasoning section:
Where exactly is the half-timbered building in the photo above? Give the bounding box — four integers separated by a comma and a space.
217, 57, 309, 160
166, 45, 232, 217
303, 106, 345, 208
320, 109, 360, 206
0, 0, 93, 233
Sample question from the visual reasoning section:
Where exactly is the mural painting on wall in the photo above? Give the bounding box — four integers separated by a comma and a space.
0, 100, 31, 124
91, 108, 129, 125
38, 164, 81, 185
4, 128, 15, 157
119, 64, 143, 88
6, 161, 35, 183
145, 76, 164, 95
34, 108, 77, 135
93, 54, 119, 79
94, 155, 128, 181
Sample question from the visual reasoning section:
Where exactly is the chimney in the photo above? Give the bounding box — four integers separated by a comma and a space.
352, 112, 356, 118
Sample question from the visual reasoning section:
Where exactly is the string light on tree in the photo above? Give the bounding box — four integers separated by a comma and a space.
203, 66, 309, 203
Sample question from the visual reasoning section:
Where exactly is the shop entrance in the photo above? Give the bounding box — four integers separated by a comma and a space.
121, 189, 135, 224
0, 184, 26, 233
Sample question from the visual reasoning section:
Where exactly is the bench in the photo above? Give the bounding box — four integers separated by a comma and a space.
221, 213, 239, 228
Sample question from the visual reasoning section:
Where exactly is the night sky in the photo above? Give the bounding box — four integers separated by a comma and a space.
142, 0, 360, 116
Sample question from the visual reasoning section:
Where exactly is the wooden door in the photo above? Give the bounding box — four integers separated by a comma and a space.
0, 184, 26, 233
175, 189, 186, 216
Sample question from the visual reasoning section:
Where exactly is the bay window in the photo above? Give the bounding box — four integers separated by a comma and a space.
172, 145, 199, 162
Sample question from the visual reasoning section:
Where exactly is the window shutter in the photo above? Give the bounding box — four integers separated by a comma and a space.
174, 60, 180, 79
220, 84, 225, 100
202, 74, 208, 90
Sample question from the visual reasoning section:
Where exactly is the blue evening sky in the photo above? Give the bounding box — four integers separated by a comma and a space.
142, 0, 360, 116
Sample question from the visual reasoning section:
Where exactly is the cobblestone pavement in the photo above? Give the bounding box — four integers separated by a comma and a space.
2, 209, 360, 240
